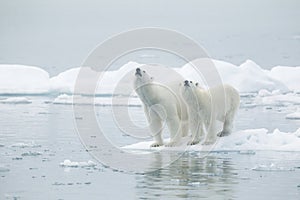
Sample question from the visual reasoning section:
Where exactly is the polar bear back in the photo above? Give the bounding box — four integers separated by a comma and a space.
205, 84, 240, 119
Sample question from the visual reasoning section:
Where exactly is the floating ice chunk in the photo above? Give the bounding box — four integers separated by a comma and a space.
286, 110, 300, 120
52, 94, 76, 105
4, 194, 21, 200
238, 150, 256, 155
59, 159, 96, 168
254, 92, 300, 106
10, 141, 41, 148
52, 94, 142, 107
21, 151, 42, 156
252, 163, 295, 171
258, 89, 272, 97
52, 182, 65, 186
0, 97, 32, 104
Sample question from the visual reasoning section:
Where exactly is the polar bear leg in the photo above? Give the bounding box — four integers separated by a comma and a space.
203, 119, 217, 145
150, 118, 164, 147
188, 121, 202, 145
218, 107, 238, 137
218, 114, 234, 137
218, 87, 240, 137
165, 116, 181, 147
181, 121, 189, 137
145, 106, 164, 147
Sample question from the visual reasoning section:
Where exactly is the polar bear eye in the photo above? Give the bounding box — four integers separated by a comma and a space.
143, 71, 145, 73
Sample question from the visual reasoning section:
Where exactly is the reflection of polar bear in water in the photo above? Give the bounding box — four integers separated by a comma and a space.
134, 68, 189, 147
181, 80, 240, 145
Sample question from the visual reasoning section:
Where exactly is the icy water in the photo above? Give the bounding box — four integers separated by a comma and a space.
0, 96, 300, 200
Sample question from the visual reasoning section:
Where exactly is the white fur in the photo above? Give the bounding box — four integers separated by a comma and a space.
134, 68, 189, 147
181, 81, 240, 145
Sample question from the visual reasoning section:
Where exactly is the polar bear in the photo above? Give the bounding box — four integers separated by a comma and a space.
181, 80, 240, 145
134, 68, 189, 147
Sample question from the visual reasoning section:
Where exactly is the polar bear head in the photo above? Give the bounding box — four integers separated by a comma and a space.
180, 80, 197, 103
134, 68, 153, 87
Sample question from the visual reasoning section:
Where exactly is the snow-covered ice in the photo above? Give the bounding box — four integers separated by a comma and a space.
254, 91, 300, 106
0, 58, 300, 200
0, 65, 49, 94
123, 128, 300, 152
0, 59, 299, 95
178, 59, 289, 93
269, 66, 300, 92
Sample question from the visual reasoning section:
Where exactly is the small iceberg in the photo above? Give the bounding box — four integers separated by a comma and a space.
252, 163, 295, 171
0, 97, 32, 104
59, 159, 96, 168
10, 141, 41, 148
52, 94, 142, 107
21, 151, 42, 156
286, 110, 300, 120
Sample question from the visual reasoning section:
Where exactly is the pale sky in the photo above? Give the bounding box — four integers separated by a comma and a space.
0, 0, 299, 75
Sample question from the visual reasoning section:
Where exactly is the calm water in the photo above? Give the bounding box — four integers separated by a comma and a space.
1, 1, 300, 199
0, 96, 300, 199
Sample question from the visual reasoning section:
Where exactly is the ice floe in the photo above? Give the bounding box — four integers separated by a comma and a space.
59, 159, 97, 168
286, 110, 300, 120
0, 97, 32, 104
52, 94, 142, 107
123, 128, 300, 152
252, 163, 295, 171
10, 142, 41, 148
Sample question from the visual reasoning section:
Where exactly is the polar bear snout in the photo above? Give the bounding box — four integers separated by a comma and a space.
135, 68, 142, 77
184, 80, 190, 87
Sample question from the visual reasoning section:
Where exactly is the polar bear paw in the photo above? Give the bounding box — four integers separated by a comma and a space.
150, 142, 163, 147
165, 141, 178, 147
203, 140, 215, 145
217, 131, 230, 137
187, 140, 200, 146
